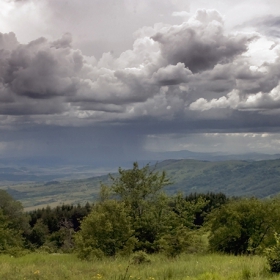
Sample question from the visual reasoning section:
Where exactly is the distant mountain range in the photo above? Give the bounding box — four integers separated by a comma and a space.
0, 150, 279, 183
151, 150, 280, 162
2, 156, 280, 210
156, 159, 280, 198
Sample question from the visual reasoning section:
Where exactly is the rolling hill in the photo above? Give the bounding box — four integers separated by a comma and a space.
2, 158, 280, 210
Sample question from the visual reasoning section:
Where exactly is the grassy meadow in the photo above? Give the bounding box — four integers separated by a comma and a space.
0, 252, 279, 280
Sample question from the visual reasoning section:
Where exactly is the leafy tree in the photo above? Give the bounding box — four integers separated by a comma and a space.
0, 209, 24, 253
185, 192, 229, 226
27, 203, 92, 250
0, 190, 29, 234
28, 219, 49, 248
75, 200, 136, 259
109, 162, 172, 252
102, 162, 207, 254
76, 162, 209, 258
208, 198, 279, 255
266, 233, 280, 272
110, 162, 170, 218
0, 190, 30, 254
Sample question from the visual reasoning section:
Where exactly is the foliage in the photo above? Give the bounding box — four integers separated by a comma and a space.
28, 219, 49, 248
208, 198, 280, 255
266, 233, 280, 273
109, 163, 209, 254
158, 226, 192, 257
0, 190, 29, 234
185, 192, 229, 226
26, 203, 92, 251
75, 200, 136, 259
110, 162, 170, 216
76, 162, 207, 257
131, 251, 151, 264
0, 209, 24, 255
109, 162, 173, 253
0, 190, 28, 254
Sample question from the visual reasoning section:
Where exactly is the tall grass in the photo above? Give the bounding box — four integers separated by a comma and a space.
0, 252, 279, 280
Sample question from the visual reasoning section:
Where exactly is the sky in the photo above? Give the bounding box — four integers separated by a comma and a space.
1, 0, 280, 166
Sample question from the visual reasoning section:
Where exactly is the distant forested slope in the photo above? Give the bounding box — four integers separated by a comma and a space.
159, 159, 280, 197
2, 159, 280, 209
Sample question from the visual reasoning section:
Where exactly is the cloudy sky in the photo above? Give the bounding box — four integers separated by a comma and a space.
1, 0, 280, 166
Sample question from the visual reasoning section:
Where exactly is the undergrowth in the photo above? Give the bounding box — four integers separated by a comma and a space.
0, 252, 277, 280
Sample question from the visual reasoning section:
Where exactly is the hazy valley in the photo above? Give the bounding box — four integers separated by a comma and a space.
1, 151, 280, 210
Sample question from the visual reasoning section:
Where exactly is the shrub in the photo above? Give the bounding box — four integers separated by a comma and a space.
158, 227, 191, 257
131, 251, 151, 265
266, 233, 280, 272
75, 200, 136, 260
208, 198, 278, 255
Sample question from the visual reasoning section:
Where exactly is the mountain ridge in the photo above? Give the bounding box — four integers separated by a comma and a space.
2, 157, 280, 210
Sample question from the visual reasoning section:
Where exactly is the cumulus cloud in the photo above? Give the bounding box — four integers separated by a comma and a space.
0, 32, 19, 50
189, 89, 240, 111
189, 85, 280, 112
152, 9, 256, 73
0, 8, 279, 133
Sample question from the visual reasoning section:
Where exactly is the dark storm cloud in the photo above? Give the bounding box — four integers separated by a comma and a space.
1, 8, 280, 137
0, 33, 82, 115
152, 63, 192, 86
152, 10, 256, 73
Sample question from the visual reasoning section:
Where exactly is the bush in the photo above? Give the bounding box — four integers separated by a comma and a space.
208, 198, 278, 255
266, 233, 280, 273
158, 227, 192, 257
75, 200, 136, 260
131, 251, 151, 265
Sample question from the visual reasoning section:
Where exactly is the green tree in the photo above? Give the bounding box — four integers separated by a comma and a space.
75, 200, 136, 259
109, 162, 172, 252
185, 192, 229, 226
76, 162, 207, 258
28, 219, 49, 248
27, 203, 92, 250
208, 198, 279, 255
0, 209, 24, 253
111, 162, 170, 218
109, 163, 206, 253
0, 190, 29, 254
0, 190, 29, 234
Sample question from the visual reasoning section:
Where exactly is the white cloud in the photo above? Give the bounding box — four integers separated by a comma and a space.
189, 89, 240, 111
189, 85, 280, 112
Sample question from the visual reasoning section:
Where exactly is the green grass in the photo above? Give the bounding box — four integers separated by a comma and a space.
0, 253, 279, 280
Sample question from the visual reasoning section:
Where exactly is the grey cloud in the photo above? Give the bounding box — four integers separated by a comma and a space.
1, 8, 280, 135
51, 33, 72, 49
0, 97, 66, 115
152, 63, 192, 85
1, 35, 82, 102
243, 15, 280, 38
0, 32, 19, 50
152, 10, 255, 73
235, 62, 280, 94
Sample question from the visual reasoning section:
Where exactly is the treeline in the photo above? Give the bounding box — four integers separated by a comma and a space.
1, 162, 280, 272
0, 190, 92, 254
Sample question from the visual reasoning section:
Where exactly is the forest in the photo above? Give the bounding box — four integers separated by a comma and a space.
2, 162, 280, 279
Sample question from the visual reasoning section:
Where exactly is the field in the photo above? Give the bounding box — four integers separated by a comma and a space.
0, 253, 279, 280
